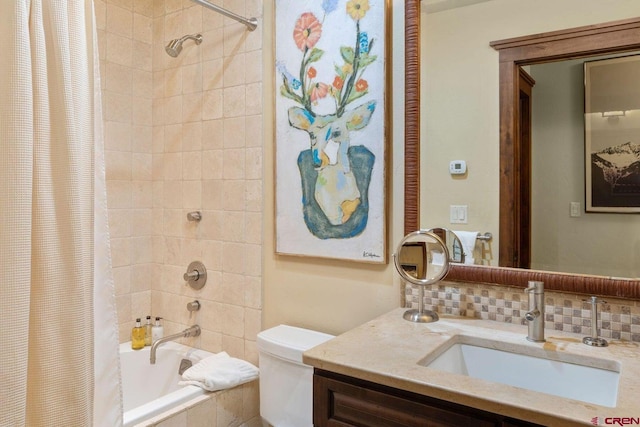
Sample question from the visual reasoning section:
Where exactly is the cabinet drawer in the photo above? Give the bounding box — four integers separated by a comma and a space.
314, 370, 499, 427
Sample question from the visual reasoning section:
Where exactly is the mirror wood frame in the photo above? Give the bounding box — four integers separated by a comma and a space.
404, 5, 640, 299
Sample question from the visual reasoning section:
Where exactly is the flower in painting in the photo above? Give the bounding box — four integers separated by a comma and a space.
307, 67, 317, 79
293, 12, 322, 51
310, 82, 329, 102
346, 0, 370, 21
276, 59, 302, 90
355, 79, 368, 92
332, 76, 344, 90
322, 0, 339, 14
359, 32, 369, 53
342, 63, 353, 75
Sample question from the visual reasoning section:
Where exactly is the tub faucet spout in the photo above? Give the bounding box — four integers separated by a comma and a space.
150, 325, 201, 364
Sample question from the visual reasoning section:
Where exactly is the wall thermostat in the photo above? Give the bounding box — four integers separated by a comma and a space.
449, 160, 467, 175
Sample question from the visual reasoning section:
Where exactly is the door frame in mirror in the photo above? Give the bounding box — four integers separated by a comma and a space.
404, 6, 640, 299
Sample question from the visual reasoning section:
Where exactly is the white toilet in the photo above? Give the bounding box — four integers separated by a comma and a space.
257, 325, 334, 427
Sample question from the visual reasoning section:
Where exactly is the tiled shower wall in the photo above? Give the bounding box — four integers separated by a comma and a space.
98, 0, 263, 366
406, 281, 640, 342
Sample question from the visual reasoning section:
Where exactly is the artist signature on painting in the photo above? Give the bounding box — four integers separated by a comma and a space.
362, 251, 381, 259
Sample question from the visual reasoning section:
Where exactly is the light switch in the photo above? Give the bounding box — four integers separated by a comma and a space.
450, 205, 468, 224
570, 202, 581, 217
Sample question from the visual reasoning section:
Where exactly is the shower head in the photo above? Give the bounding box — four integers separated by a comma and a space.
165, 33, 203, 57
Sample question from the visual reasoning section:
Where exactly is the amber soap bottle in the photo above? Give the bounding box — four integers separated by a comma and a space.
131, 318, 145, 350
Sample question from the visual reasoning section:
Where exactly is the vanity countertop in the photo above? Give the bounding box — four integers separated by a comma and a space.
303, 308, 640, 427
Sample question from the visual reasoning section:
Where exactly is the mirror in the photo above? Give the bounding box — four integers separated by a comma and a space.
394, 230, 450, 322
404, 3, 640, 299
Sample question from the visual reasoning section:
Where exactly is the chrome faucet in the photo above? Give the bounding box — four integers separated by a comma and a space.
150, 325, 201, 364
524, 281, 545, 342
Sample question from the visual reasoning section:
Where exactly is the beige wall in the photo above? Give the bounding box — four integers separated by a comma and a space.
262, 0, 407, 336
420, 0, 640, 266
99, 0, 263, 364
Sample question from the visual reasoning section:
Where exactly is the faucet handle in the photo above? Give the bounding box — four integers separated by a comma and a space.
525, 281, 544, 293
582, 296, 607, 305
583, 296, 608, 347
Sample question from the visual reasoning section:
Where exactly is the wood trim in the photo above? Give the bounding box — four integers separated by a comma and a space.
405, 12, 640, 300
447, 264, 640, 299
404, 0, 420, 235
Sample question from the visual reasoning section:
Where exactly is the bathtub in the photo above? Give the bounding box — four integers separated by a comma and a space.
120, 341, 213, 427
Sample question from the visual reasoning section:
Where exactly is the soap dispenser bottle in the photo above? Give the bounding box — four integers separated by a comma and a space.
144, 315, 152, 346
152, 317, 164, 343
131, 318, 145, 350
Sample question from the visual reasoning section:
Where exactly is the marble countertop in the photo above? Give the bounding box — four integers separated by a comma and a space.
303, 308, 640, 427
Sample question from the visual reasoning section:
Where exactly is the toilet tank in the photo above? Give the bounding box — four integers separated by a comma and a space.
257, 325, 334, 427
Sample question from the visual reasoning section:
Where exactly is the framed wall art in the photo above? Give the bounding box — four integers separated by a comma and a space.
274, 0, 389, 262
585, 55, 640, 213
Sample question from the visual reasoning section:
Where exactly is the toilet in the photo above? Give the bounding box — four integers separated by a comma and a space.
257, 325, 334, 427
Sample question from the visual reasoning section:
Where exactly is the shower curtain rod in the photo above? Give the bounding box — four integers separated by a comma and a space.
190, 0, 258, 31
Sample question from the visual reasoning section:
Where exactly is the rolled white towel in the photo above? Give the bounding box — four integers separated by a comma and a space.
453, 230, 478, 265
179, 352, 259, 392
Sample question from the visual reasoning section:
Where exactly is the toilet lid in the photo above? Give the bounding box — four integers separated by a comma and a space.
257, 325, 334, 364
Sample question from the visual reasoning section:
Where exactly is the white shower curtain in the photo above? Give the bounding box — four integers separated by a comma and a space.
0, 1, 122, 425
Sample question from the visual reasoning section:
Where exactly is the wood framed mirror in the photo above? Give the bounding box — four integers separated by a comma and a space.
404, 5, 640, 299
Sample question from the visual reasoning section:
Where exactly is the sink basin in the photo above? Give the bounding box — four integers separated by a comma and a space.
421, 337, 620, 407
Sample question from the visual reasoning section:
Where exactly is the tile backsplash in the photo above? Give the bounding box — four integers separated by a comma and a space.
405, 281, 640, 342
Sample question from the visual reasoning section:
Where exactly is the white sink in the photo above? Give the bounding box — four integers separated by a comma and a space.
421, 337, 620, 407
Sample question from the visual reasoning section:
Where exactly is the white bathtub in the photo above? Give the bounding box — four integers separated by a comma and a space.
120, 341, 213, 427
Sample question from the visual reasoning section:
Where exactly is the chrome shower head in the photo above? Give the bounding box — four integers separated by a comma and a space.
165, 33, 203, 57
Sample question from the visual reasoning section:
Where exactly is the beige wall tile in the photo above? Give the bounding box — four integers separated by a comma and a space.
223, 53, 245, 87
105, 150, 131, 181
202, 89, 223, 120
198, 210, 223, 240
222, 117, 245, 148
182, 92, 203, 122
134, 0, 154, 17
201, 150, 223, 180
132, 40, 153, 71
222, 86, 245, 117
133, 13, 152, 43
103, 0, 263, 351
107, 4, 132, 38
222, 242, 245, 274
133, 181, 153, 207
106, 62, 132, 93
222, 148, 245, 179
202, 58, 224, 90
104, 91, 133, 123
182, 122, 203, 151
221, 180, 244, 211
106, 32, 133, 67
202, 119, 223, 149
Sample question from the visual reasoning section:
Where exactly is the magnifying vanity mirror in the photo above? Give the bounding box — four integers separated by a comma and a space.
394, 230, 450, 323
403, 3, 640, 299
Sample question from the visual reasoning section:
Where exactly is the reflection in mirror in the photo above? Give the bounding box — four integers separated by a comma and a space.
427, 227, 464, 264
414, 3, 640, 294
394, 230, 450, 323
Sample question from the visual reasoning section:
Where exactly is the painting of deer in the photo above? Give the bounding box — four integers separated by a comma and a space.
275, 0, 386, 262
288, 100, 376, 238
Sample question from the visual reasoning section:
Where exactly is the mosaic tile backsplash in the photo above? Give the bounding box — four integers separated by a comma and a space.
405, 281, 640, 342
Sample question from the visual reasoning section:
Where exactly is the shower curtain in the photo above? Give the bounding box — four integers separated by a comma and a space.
0, 1, 122, 425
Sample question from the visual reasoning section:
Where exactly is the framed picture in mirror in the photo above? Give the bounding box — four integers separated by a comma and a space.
585, 55, 640, 213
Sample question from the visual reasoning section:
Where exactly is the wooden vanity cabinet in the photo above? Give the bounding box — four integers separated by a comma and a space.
313, 369, 543, 427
